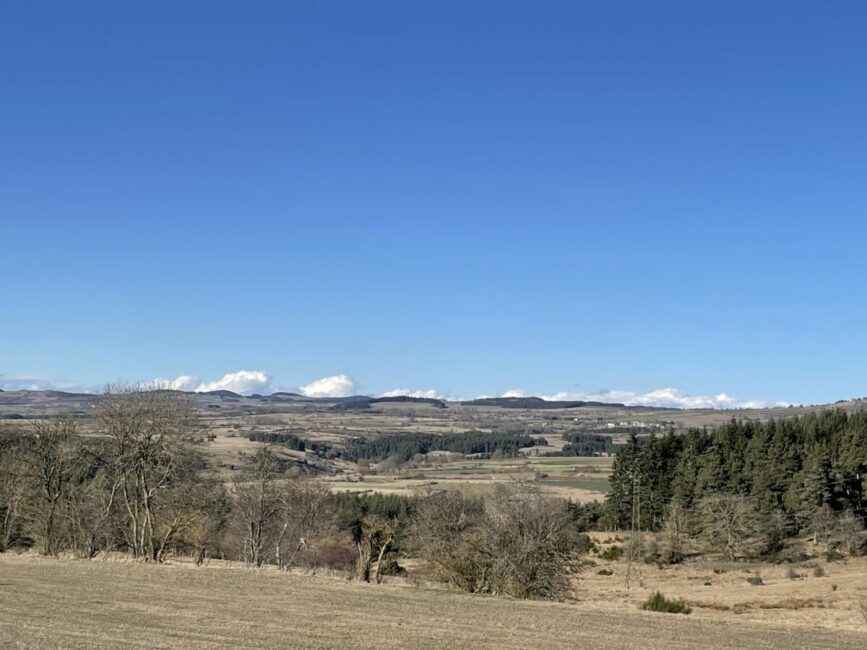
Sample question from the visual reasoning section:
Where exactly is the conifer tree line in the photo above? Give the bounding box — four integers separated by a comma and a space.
340, 431, 545, 463
604, 410, 867, 555
544, 432, 613, 457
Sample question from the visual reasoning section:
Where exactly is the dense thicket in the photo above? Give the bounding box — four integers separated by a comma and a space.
340, 432, 546, 463
606, 410, 867, 537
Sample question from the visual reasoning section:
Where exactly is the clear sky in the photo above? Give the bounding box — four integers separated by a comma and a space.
2, 2, 866, 407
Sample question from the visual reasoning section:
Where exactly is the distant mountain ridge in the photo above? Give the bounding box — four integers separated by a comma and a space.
2, 389, 864, 419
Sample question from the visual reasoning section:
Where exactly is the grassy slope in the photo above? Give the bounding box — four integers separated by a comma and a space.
1, 555, 865, 649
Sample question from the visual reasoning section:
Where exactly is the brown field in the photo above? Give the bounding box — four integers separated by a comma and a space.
2, 554, 866, 649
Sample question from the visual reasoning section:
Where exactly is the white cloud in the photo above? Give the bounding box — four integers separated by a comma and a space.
153, 375, 200, 392
380, 388, 446, 399
154, 370, 273, 395
300, 374, 358, 398
195, 370, 273, 395
540, 387, 771, 410
501, 389, 527, 398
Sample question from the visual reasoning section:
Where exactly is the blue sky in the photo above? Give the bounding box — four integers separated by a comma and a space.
2, 2, 866, 407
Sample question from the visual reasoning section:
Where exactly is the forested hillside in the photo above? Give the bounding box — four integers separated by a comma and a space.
605, 410, 867, 544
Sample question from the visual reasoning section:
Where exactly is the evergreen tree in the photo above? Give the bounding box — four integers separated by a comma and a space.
605, 433, 642, 529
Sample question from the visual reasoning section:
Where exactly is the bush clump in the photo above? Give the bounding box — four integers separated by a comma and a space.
641, 592, 692, 615
600, 545, 623, 561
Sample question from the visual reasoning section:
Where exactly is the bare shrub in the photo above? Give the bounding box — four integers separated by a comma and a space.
660, 501, 688, 564
309, 531, 356, 572
835, 510, 865, 557
411, 485, 585, 600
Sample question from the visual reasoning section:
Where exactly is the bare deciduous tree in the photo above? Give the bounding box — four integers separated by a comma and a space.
697, 494, 764, 560
660, 500, 688, 563
0, 427, 26, 551
233, 447, 282, 567
97, 384, 200, 561
355, 514, 398, 583
835, 510, 864, 556
65, 455, 120, 559
275, 478, 333, 571
16, 417, 79, 555
811, 503, 838, 545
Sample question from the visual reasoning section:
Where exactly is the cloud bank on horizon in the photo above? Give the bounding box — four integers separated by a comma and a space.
380, 388, 448, 399
155, 370, 274, 395
156, 371, 361, 398
0, 370, 790, 409
536, 387, 788, 410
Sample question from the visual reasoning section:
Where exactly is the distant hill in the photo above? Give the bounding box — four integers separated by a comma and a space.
1, 389, 862, 422
462, 396, 624, 409
328, 395, 447, 411
203, 390, 243, 398
372, 395, 446, 408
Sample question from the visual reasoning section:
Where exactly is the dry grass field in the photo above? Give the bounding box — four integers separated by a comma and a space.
578, 538, 867, 631
2, 554, 866, 650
